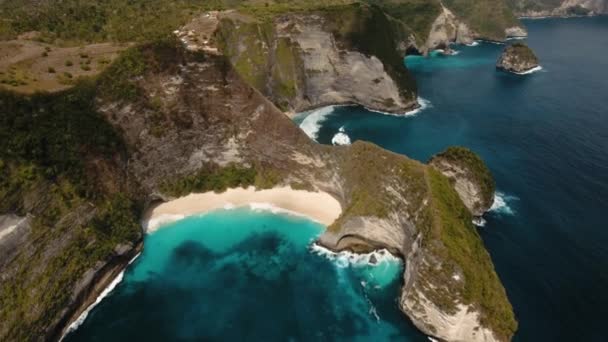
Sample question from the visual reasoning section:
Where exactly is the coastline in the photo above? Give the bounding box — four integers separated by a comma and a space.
284, 98, 421, 119
55, 241, 143, 341
142, 186, 343, 233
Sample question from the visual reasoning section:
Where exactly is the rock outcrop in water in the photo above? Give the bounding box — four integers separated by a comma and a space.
429, 147, 496, 217
496, 43, 540, 74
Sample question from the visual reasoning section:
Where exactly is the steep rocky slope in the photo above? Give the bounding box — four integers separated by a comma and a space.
215, 4, 419, 115
1, 42, 516, 341
429, 147, 496, 217
372, 0, 527, 54
508, 0, 608, 16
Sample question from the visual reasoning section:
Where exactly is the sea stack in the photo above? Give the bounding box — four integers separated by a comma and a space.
496, 43, 540, 74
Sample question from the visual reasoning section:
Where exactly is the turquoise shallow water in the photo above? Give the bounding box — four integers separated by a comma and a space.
65, 208, 425, 341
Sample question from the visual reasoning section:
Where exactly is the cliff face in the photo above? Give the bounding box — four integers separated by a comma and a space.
440, 0, 526, 42
215, 5, 418, 115
508, 0, 608, 16
429, 147, 496, 217
1, 42, 516, 342
377, 0, 527, 55
496, 42, 540, 73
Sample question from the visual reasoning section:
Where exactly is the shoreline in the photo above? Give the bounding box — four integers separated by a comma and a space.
142, 186, 343, 233
285, 98, 421, 119
519, 13, 607, 20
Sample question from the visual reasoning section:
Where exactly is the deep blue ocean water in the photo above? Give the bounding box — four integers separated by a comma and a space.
297, 17, 608, 341
65, 17, 607, 342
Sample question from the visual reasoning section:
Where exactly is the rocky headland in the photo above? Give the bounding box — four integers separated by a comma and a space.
496, 42, 540, 74
0, 2, 524, 342
429, 147, 496, 217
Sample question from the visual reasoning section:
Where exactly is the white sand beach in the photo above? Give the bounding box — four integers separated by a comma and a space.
142, 186, 342, 233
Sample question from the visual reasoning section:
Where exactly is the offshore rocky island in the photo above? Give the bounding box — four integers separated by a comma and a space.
1, 0, 604, 341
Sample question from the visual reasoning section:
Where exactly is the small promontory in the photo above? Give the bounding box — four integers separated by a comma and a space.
429, 147, 495, 217
496, 43, 540, 74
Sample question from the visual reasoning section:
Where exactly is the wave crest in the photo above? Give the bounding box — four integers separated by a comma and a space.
61, 253, 141, 339
489, 191, 518, 215
331, 126, 351, 145
298, 106, 338, 140
310, 244, 401, 268
514, 66, 543, 75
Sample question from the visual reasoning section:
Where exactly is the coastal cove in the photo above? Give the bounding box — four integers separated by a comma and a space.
63, 206, 428, 341
299, 16, 608, 341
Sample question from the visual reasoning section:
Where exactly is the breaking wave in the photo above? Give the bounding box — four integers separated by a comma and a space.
331, 126, 351, 145
472, 217, 487, 227
514, 66, 544, 75
310, 244, 401, 268
298, 106, 339, 140
489, 191, 518, 215
61, 253, 141, 339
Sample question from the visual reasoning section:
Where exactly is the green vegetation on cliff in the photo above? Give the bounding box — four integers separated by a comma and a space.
161, 164, 257, 197
368, 0, 443, 45
443, 0, 520, 40
505, 42, 539, 62
216, 2, 417, 111
321, 3, 417, 96
429, 146, 496, 209
425, 168, 516, 341
0, 0, 225, 43
0, 46, 152, 340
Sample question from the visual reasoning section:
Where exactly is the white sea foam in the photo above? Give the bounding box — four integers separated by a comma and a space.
367, 297, 380, 322
247, 202, 322, 224
513, 65, 543, 75
472, 217, 487, 227
61, 253, 141, 339
298, 98, 431, 141
466, 41, 480, 47
506, 36, 527, 41
477, 39, 505, 45
489, 191, 518, 215
298, 105, 340, 140
366, 97, 432, 117
331, 126, 351, 146
310, 244, 401, 268
144, 213, 185, 231
408, 97, 432, 115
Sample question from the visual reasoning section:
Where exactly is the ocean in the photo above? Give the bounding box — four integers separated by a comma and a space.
65, 17, 608, 341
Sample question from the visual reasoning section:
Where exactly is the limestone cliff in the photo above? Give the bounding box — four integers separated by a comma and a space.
509, 0, 608, 17
377, 0, 527, 55
429, 147, 496, 216
496, 42, 540, 74
214, 5, 418, 115
1, 42, 516, 342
